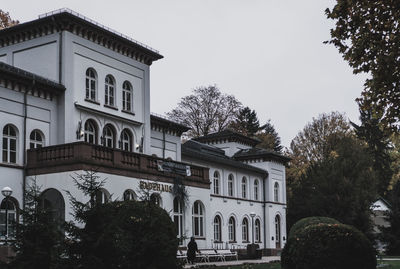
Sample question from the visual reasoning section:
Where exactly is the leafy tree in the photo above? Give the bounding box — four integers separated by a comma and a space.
381, 180, 400, 255
351, 109, 393, 196
287, 111, 351, 181
0, 10, 18, 29
9, 179, 66, 269
326, 1, 400, 130
229, 106, 260, 136
167, 85, 241, 137
256, 120, 282, 153
287, 136, 378, 237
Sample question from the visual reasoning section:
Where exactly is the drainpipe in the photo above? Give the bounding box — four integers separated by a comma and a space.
162, 129, 166, 159
262, 174, 267, 251
22, 81, 30, 210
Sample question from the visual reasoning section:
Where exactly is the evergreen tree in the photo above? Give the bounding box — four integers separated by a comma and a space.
256, 120, 283, 153
9, 179, 66, 269
351, 109, 393, 196
229, 106, 260, 136
381, 180, 400, 255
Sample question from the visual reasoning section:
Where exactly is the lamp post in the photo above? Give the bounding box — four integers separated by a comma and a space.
1, 187, 13, 245
250, 212, 256, 244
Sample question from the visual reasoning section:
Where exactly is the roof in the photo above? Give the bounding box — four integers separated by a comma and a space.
182, 140, 268, 177
233, 147, 291, 164
0, 61, 65, 94
193, 129, 261, 147
150, 114, 190, 136
0, 8, 163, 65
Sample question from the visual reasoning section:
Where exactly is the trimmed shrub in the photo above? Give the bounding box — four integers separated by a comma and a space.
281, 223, 376, 269
74, 200, 179, 269
288, 216, 340, 240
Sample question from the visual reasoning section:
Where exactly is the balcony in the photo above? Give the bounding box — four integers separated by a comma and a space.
27, 142, 210, 189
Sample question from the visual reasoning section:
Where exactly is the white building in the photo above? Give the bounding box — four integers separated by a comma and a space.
0, 8, 288, 255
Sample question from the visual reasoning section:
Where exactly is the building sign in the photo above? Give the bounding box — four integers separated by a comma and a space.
139, 180, 172, 193
157, 160, 191, 176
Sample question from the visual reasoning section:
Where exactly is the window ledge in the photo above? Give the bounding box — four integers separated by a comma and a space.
85, 98, 100, 105
228, 241, 237, 243
213, 241, 223, 243
242, 241, 250, 244
104, 104, 118, 110
0, 163, 23, 169
194, 237, 206, 240
122, 109, 135, 116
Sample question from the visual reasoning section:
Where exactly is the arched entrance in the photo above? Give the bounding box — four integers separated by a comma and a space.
40, 188, 65, 224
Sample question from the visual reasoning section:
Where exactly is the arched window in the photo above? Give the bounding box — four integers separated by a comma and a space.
192, 201, 204, 237
0, 198, 17, 238
29, 130, 44, 149
213, 171, 220, 195
102, 125, 115, 148
173, 197, 184, 243
228, 174, 234, 197
120, 129, 132, 151
123, 190, 136, 201
254, 179, 259, 201
85, 68, 97, 101
228, 217, 236, 242
275, 215, 281, 248
213, 215, 222, 242
255, 219, 261, 242
274, 182, 279, 202
150, 193, 162, 207
104, 75, 115, 106
242, 218, 249, 242
84, 120, 97, 144
241, 177, 247, 199
96, 189, 110, 204
122, 81, 132, 112
2, 124, 17, 163
40, 188, 65, 224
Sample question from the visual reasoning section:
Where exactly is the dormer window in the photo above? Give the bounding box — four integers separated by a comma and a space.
85, 68, 97, 101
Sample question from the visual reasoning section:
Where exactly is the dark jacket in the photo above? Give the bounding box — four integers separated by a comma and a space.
187, 240, 198, 261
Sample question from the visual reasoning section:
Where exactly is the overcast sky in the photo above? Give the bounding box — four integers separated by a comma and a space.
2, 1, 367, 148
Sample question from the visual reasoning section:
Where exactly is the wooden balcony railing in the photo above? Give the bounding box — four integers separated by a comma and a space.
27, 142, 210, 188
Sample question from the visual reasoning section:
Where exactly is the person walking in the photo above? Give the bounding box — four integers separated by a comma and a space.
187, 237, 198, 264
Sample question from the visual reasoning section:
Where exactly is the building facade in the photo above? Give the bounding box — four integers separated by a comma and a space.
0, 8, 288, 254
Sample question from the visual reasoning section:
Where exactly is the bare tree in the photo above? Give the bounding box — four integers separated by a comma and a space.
167, 85, 242, 138
0, 10, 19, 30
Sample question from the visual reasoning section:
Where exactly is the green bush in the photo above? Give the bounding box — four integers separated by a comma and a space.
281, 223, 376, 269
288, 216, 340, 240
74, 200, 179, 269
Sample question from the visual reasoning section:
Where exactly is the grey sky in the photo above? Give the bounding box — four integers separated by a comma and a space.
3, 1, 366, 148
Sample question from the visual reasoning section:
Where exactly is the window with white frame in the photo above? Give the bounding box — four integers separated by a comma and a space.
173, 197, 184, 244
29, 130, 44, 149
254, 179, 259, 201
228, 217, 236, 242
274, 182, 279, 202
213, 215, 222, 242
213, 171, 220, 195
84, 120, 97, 144
255, 219, 261, 242
241, 177, 247, 199
95, 189, 110, 204
85, 68, 97, 101
228, 174, 234, 197
104, 75, 115, 106
120, 129, 132, 151
192, 201, 204, 237
0, 198, 17, 238
2, 124, 17, 163
242, 218, 249, 242
123, 190, 136, 201
122, 81, 132, 111
103, 125, 115, 148
275, 215, 281, 246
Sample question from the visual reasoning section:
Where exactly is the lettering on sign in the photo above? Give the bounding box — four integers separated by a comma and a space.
139, 181, 172, 193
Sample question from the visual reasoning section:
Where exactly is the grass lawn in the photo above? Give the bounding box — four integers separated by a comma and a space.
378, 260, 400, 269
